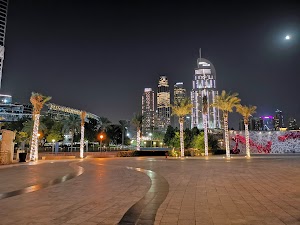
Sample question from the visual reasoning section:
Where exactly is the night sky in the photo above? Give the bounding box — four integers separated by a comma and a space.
2, 1, 300, 128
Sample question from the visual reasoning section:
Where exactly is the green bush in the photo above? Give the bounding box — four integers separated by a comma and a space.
168, 149, 180, 157
168, 149, 203, 157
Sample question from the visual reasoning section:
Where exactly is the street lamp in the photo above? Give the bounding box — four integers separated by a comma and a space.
52, 139, 55, 153
100, 134, 104, 151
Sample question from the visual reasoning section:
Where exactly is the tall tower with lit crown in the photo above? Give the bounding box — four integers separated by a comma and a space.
174, 82, 186, 104
0, 0, 8, 88
157, 76, 171, 132
191, 49, 220, 129
142, 88, 155, 135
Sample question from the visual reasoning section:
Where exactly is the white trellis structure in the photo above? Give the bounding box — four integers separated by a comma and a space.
47, 103, 99, 158
0, 0, 9, 88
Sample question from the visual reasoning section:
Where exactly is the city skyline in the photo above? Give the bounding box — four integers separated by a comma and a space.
0, 1, 299, 128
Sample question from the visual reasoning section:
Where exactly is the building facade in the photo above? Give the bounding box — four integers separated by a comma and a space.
156, 76, 171, 132
191, 53, 220, 129
173, 82, 188, 129
174, 82, 186, 104
274, 109, 284, 130
0, 95, 33, 122
141, 88, 155, 135
262, 116, 275, 131
0, 0, 8, 88
288, 117, 298, 130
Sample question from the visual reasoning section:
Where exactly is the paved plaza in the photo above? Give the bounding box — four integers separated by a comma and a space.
1, 156, 300, 225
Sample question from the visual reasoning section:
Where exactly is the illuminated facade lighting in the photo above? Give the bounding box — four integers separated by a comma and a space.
142, 88, 155, 135
0, 0, 8, 88
157, 76, 171, 132
191, 50, 220, 129
173, 82, 188, 129
174, 82, 186, 103
274, 109, 284, 130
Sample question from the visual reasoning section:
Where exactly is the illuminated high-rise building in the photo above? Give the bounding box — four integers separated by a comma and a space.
274, 109, 284, 130
174, 82, 186, 104
262, 116, 275, 130
0, 0, 8, 88
288, 117, 297, 130
173, 82, 187, 128
191, 50, 220, 129
142, 88, 155, 135
157, 76, 171, 132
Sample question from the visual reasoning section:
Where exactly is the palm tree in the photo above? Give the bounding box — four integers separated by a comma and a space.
172, 98, 192, 157
29, 92, 51, 161
62, 115, 81, 152
236, 105, 256, 157
99, 117, 112, 132
79, 111, 86, 158
131, 113, 143, 151
22, 120, 47, 135
212, 90, 241, 158
119, 120, 129, 147
202, 95, 209, 156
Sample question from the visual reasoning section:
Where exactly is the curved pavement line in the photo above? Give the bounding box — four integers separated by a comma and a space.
0, 161, 84, 200
118, 166, 169, 225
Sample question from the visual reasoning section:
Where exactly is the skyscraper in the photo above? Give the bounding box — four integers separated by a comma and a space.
274, 109, 284, 130
174, 82, 186, 104
0, 0, 8, 88
141, 88, 155, 135
157, 76, 171, 132
288, 117, 298, 130
191, 50, 220, 129
173, 82, 187, 128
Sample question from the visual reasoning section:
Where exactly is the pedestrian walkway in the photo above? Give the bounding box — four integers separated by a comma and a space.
0, 156, 300, 225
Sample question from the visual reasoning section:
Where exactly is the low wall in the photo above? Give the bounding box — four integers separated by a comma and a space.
229, 130, 300, 154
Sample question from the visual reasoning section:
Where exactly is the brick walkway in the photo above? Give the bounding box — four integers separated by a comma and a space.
0, 156, 300, 225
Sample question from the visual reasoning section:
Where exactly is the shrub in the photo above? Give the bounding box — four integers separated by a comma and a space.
168, 149, 180, 157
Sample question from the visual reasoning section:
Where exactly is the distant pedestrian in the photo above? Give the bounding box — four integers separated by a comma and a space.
165, 151, 168, 159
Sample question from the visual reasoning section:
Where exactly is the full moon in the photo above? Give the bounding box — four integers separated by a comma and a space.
285, 35, 290, 40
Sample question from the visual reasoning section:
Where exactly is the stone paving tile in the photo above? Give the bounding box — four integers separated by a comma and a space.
1, 156, 300, 225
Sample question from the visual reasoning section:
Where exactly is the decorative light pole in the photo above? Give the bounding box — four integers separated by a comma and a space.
100, 134, 104, 151
202, 96, 209, 156
29, 93, 51, 161
80, 111, 86, 159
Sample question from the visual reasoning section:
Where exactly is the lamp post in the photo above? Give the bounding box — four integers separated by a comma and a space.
100, 134, 103, 151
52, 139, 55, 153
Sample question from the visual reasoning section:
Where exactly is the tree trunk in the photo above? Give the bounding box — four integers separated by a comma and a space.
180, 119, 184, 157
223, 112, 230, 158
80, 124, 84, 159
203, 113, 208, 156
136, 128, 140, 151
30, 113, 40, 161
245, 123, 250, 157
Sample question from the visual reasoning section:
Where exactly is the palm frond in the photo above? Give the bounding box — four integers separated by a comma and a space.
236, 105, 257, 122
211, 90, 241, 113
172, 98, 192, 118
